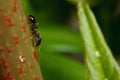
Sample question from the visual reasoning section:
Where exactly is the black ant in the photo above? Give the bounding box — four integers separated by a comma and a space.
28, 15, 41, 47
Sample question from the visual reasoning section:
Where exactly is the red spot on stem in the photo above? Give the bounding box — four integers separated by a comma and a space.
32, 50, 38, 62
3, 15, 14, 28
13, 0, 17, 12
3, 76, 7, 80
0, 47, 4, 52
18, 67, 25, 74
13, 35, 19, 45
34, 76, 39, 80
1, 58, 8, 69
6, 45, 11, 54
21, 25, 26, 33
7, 71, 13, 80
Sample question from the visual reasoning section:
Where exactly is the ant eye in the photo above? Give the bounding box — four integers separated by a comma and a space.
28, 15, 36, 23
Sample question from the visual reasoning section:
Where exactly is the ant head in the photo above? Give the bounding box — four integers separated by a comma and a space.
28, 15, 36, 24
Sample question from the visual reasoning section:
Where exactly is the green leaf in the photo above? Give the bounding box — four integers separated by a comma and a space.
67, 0, 101, 6
77, 1, 120, 80
39, 52, 86, 80
39, 24, 84, 54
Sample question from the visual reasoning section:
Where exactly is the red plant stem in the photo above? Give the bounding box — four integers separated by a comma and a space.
0, 0, 43, 80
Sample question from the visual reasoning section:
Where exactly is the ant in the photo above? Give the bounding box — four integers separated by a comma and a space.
28, 15, 41, 47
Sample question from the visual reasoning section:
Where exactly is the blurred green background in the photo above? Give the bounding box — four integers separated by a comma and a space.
23, 0, 120, 80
